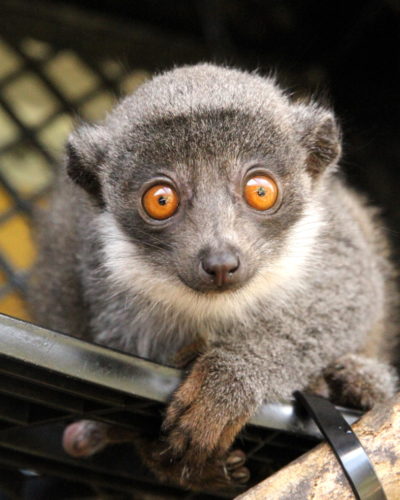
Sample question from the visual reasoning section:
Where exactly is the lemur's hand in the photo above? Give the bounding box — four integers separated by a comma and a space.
308, 354, 398, 409
157, 352, 255, 486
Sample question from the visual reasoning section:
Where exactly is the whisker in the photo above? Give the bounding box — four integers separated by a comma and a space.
100, 233, 174, 252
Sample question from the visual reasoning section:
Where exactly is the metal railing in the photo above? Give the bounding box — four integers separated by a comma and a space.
0, 314, 362, 498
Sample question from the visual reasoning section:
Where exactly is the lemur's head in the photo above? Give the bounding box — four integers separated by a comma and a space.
66, 64, 341, 323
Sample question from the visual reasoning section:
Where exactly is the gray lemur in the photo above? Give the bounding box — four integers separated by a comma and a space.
29, 64, 399, 491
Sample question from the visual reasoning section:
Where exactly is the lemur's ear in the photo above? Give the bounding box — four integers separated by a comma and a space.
293, 103, 341, 177
66, 124, 108, 206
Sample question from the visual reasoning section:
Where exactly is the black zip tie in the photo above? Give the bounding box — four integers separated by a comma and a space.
294, 391, 386, 500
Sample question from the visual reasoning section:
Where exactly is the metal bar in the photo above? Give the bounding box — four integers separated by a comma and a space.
0, 314, 181, 404
0, 314, 362, 436
0, 372, 88, 414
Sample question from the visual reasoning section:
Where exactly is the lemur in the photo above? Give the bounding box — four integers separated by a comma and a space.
29, 64, 399, 491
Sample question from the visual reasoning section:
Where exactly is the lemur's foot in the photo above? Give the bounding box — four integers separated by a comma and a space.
141, 443, 249, 492
309, 354, 398, 410
63, 420, 249, 492
225, 449, 250, 485
189, 448, 250, 491
62, 420, 136, 457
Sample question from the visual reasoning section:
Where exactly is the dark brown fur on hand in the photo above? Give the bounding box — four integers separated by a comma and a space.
308, 354, 397, 409
139, 438, 249, 492
162, 357, 250, 469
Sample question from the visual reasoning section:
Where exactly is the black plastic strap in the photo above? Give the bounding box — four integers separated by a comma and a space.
294, 391, 387, 500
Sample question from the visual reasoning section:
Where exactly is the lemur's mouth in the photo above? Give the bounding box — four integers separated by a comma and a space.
177, 273, 245, 294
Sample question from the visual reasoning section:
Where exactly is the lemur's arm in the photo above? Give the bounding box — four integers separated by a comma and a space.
161, 327, 397, 481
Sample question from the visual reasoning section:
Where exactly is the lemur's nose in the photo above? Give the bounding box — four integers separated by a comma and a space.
201, 251, 240, 287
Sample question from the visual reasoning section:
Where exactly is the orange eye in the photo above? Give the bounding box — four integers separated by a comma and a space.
244, 175, 278, 211
142, 184, 179, 220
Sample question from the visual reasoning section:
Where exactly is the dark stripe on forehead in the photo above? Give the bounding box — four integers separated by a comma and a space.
126, 108, 294, 176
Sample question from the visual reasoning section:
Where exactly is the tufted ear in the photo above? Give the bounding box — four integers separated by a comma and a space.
66, 124, 109, 206
293, 103, 341, 178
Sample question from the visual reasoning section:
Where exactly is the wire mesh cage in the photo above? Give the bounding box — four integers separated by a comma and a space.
0, 13, 152, 320
3, 314, 350, 499
0, 1, 398, 498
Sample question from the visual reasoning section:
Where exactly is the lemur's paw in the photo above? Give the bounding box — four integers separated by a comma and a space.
191, 449, 250, 491
62, 420, 137, 457
143, 443, 249, 492
161, 357, 250, 469
175, 449, 249, 491
225, 449, 250, 486
309, 354, 398, 410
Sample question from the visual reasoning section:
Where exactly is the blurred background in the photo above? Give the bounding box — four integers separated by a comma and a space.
0, 0, 399, 320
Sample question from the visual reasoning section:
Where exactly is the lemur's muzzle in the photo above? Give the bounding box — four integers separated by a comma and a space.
200, 249, 240, 288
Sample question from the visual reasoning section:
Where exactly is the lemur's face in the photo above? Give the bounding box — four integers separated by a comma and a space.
67, 66, 339, 321
138, 164, 280, 292
100, 111, 321, 310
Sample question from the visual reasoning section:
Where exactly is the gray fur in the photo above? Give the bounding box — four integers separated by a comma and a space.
29, 64, 398, 467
